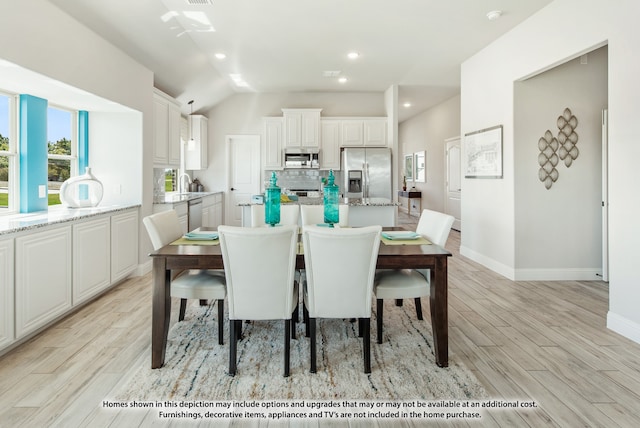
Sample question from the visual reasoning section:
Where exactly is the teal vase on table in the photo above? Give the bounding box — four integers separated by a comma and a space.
265, 171, 281, 226
323, 170, 339, 226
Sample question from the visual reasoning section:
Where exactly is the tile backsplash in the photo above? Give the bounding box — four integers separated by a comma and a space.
263, 169, 343, 193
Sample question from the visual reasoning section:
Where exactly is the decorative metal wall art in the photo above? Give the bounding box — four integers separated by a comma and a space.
537, 108, 579, 189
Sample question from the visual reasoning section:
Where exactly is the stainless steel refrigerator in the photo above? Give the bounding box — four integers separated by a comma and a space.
341, 147, 392, 200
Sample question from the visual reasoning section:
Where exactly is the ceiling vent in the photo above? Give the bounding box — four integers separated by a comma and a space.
185, 0, 214, 5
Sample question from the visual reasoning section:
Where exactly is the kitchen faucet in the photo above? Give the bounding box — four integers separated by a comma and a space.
178, 172, 192, 193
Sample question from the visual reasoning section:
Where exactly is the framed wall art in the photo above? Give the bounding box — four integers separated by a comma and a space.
404, 154, 414, 181
464, 125, 503, 178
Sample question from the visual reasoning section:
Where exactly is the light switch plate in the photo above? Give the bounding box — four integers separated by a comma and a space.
38, 185, 46, 198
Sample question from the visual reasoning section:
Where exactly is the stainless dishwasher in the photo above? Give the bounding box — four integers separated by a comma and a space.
187, 198, 202, 232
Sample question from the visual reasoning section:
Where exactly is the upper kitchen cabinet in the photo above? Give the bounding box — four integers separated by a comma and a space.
153, 89, 181, 167
320, 120, 341, 170
341, 118, 387, 147
282, 108, 321, 148
263, 117, 284, 169
185, 115, 208, 170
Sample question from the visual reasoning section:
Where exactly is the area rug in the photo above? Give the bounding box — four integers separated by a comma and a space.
113, 300, 487, 401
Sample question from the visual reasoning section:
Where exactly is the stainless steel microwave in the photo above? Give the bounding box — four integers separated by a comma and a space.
284, 148, 319, 169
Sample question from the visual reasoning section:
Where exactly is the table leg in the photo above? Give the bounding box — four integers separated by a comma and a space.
151, 258, 171, 368
430, 257, 448, 367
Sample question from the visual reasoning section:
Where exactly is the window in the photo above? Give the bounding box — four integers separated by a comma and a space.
47, 106, 77, 206
0, 92, 16, 211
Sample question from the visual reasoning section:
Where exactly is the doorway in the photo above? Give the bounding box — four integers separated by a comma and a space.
226, 135, 260, 226
445, 137, 461, 231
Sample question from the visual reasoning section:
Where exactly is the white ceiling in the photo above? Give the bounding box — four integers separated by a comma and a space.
49, 0, 553, 122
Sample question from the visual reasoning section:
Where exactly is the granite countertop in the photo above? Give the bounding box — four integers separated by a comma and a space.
153, 191, 223, 205
0, 204, 141, 236
239, 197, 399, 207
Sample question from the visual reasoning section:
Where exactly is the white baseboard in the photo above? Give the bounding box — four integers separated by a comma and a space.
135, 260, 152, 277
514, 268, 602, 281
459, 245, 515, 280
607, 312, 640, 345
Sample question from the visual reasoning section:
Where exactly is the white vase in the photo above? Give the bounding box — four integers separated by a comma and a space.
59, 167, 104, 208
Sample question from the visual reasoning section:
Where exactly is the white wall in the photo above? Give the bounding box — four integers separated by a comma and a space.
460, 0, 640, 343
0, 0, 155, 265
514, 46, 607, 279
399, 95, 460, 213
200, 92, 387, 195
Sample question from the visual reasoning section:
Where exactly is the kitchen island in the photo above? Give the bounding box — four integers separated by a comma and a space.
239, 197, 398, 227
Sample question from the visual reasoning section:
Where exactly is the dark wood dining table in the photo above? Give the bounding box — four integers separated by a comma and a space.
148, 227, 452, 369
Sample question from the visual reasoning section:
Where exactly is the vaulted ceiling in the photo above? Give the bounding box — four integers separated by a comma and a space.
50, 0, 553, 121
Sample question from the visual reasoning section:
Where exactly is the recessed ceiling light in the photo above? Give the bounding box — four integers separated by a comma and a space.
403, 102, 412, 108
338, 77, 348, 84
214, 53, 226, 60
347, 52, 360, 60
486, 10, 502, 21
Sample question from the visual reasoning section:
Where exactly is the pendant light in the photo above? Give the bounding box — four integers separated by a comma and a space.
187, 100, 196, 151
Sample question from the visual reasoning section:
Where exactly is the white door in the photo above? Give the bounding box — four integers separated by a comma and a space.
601, 109, 609, 282
445, 137, 462, 231
226, 135, 261, 226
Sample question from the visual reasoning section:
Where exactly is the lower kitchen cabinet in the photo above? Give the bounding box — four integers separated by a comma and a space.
0, 239, 14, 349
15, 226, 73, 339
202, 193, 223, 228
73, 217, 111, 305
111, 209, 139, 283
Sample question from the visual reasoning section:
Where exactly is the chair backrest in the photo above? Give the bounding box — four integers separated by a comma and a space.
416, 209, 455, 247
302, 225, 381, 318
300, 204, 349, 227
250, 204, 300, 227
218, 225, 298, 320
143, 210, 183, 250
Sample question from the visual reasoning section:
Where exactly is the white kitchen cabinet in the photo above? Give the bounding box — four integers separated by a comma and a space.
152, 89, 181, 167
0, 239, 14, 349
111, 209, 139, 283
282, 108, 321, 148
202, 193, 223, 228
320, 120, 341, 170
73, 217, 111, 305
15, 226, 72, 339
153, 202, 188, 234
263, 117, 284, 169
186, 115, 208, 170
340, 118, 387, 147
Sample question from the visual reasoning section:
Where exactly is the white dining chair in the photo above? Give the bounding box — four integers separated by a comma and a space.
300, 204, 350, 227
250, 204, 300, 227
218, 224, 299, 377
302, 225, 381, 374
143, 210, 227, 345
373, 208, 454, 344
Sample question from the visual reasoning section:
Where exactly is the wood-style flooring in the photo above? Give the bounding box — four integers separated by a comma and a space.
1, 212, 639, 427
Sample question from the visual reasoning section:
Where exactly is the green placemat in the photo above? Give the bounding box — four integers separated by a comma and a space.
170, 237, 220, 246
380, 236, 432, 246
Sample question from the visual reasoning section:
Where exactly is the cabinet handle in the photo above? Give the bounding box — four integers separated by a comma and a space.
230, 187, 235, 191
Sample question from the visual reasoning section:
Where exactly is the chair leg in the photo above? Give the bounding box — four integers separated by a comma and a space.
303, 303, 310, 337
310, 318, 317, 373
179, 299, 187, 321
358, 318, 363, 337
377, 299, 384, 344
395, 299, 403, 307
414, 297, 423, 320
218, 299, 224, 345
291, 308, 297, 339
229, 319, 237, 376
284, 320, 291, 377
361, 318, 371, 374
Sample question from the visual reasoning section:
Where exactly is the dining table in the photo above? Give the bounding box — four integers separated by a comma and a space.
148, 226, 452, 369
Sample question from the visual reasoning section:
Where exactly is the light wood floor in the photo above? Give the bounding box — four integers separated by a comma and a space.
1, 212, 639, 427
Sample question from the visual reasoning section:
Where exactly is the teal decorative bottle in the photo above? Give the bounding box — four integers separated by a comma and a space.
265, 171, 281, 226
323, 170, 339, 225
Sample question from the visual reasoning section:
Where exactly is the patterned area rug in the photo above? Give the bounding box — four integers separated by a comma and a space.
114, 301, 487, 401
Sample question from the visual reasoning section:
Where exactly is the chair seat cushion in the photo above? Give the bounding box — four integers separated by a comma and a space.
171, 270, 226, 300
374, 269, 429, 299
